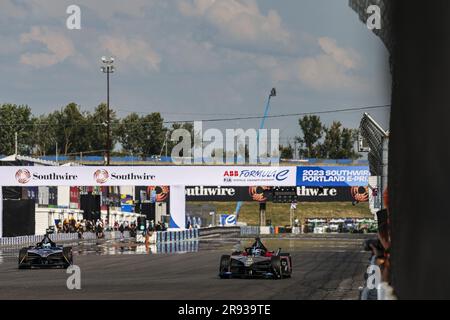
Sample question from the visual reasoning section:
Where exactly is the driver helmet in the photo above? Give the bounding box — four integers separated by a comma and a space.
252, 248, 262, 256
42, 242, 51, 249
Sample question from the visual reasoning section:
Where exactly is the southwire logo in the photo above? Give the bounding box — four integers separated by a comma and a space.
186, 186, 236, 197
94, 169, 156, 183
94, 169, 109, 184
15, 169, 31, 184
296, 186, 338, 197
16, 169, 78, 184
110, 172, 156, 180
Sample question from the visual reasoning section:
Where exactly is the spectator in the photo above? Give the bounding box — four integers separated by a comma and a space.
63, 218, 69, 233
118, 222, 125, 240
95, 219, 104, 238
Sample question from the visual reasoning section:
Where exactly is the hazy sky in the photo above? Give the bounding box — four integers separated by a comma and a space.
0, 0, 391, 145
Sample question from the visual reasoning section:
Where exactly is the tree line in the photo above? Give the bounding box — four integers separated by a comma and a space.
0, 103, 192, 158
0, 103, 360, 160
280, 115, 360, 160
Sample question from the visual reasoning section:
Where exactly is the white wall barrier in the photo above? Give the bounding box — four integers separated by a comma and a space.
0, 232, 79, 247
156, 240, 199, 254
81, 232, 98, 240
104, 231, 130, 240
240, 226, 261, 236
0, 231, 112, 247
155, 228, 199, 244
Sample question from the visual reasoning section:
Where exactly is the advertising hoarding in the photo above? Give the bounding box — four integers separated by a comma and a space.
296, 166, 370, 187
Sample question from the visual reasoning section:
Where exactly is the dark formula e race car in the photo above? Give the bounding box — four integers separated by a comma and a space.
219, 238, 292, 279
18, 233, 73, 269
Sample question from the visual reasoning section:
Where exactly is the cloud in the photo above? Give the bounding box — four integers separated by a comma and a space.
162, 36, 222, 73
0, 0, 27, 19
318, 37, 360, 69
178, 0, 290, 49
77, 0, 156, 19
100, 36, 161, 72
19, 27, 75, 68
297, 37, 366, 91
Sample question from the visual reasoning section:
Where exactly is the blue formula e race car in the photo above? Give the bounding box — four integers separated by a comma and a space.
18, 233, 73, 269
219, 238, 292, 279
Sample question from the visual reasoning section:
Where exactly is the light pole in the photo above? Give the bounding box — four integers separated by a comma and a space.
101, 56, 115, 228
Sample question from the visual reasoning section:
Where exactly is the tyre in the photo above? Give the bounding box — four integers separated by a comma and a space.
18, 248, 30, 269
63, 247, 73, 268
280, 256, 292, 277
219, 255, 231, 279
271, 256, 282, 279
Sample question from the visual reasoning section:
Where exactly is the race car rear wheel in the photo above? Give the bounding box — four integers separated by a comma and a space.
63, 247, 73, 268
271, 256, 282, 279
219, 255, 231, 279
18, 248, 29, 269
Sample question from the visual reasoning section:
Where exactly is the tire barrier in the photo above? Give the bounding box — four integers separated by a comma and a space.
156, 240, 199, 254
155, 229, 199, 244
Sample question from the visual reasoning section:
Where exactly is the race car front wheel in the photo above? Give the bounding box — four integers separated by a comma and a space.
219, 255, 231, 279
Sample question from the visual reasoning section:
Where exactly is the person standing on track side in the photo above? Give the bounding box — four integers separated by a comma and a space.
119, 222, 125, 240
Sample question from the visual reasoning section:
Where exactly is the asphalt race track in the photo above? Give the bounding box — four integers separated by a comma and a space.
0, 235, 371, 300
